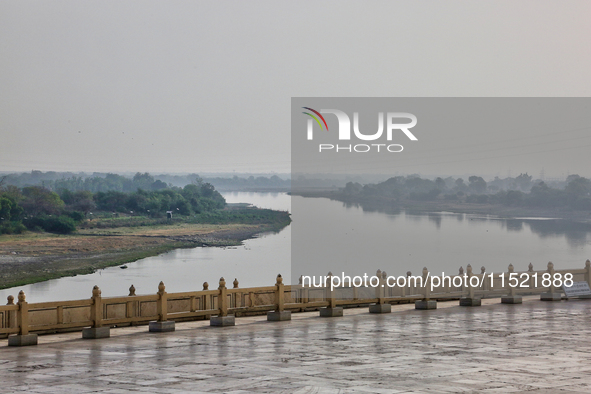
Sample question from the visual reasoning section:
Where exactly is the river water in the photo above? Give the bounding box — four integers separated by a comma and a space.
1, 192, 590, 302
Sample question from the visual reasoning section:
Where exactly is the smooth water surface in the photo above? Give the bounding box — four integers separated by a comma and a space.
2, 192, 591, 302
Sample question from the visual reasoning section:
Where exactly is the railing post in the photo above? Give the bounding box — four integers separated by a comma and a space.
541, 262, 561, 301
299, 275, 309, 309
6, 295, 15, 329
219, 277, 227, 316
585, 260, 591, 288
415, 267, 436, 310
370, 269, 391, 313
382, 271, 390, 297
460, 264, 481, 306
8, 291, 37, 346
210, 277, 235, 326
157, 281, 168, 321
502, 264, 522, 304
127, 285, 135, 321
375, 269, 383, 302
327, 272, 336, 308
481, 266, 489, 291
203, 282, 212, 319
92, 285, 103, 328
320, 271, 343, 317
403, 271, 411, 297
268, 274, 291, 321
82, 285, 110, 339
232, 278, 241, 308
149, 281, 175, 332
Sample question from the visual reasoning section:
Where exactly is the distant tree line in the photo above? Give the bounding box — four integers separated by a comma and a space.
342, 173, 591, 210
0, 176, 226, 235
0, 171, 290, 192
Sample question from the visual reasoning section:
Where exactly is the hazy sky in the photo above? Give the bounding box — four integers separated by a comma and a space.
1, 1, 590, 178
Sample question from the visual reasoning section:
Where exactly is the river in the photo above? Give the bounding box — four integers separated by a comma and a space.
1, 192, 590, 302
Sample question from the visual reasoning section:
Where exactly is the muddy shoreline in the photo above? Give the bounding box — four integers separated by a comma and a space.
0, 223, 281, 290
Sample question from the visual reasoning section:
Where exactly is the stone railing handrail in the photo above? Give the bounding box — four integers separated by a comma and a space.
1, 260, 590, 343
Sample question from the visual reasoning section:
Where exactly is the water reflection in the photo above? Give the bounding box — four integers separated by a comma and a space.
2, 192, 591, 304
293, 196, 591, 282
340, 197, 591, 246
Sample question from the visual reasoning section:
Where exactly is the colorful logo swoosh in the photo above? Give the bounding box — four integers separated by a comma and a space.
302, 107, 329, 131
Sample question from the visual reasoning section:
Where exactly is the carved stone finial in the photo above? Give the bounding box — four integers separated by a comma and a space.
327, 271, 333, 277
382, 271, 387, 279
481, 266, 486, 274
298, 275, 303, 285
586, 259, 590, 268
233, 278, 239, 288
276, 274, 283, 285
508, 264, 514, 273
376, 269, 382, 276
466, 264, 473, 275
129, 285, 136, 296
422, 267, 428, 277
406, 271, 412, 277
18, 290, 26, 303
528, 263, 534, 272
459, 266, 464, 275
203, 282, 209, 290
158, 281, 165, 294
92, 285, 101, 297
7, 295, 14, 305
547, 261, 554, 270
219, 277, 226, 289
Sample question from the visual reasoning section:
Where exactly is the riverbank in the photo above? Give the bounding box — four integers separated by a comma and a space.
0, 221, 287, 290
292, 190, 591, 222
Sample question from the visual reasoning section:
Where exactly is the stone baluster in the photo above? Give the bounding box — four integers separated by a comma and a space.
6, 295, 15, 329
460, 264, 481, 306
416, 267, 436, 310
232, 278, 240, 308
211, 277, 235, 326
481, 266, 488, 291
8, 291, 38, 346
541, 262, 561, 301
320, 272, 343, 317
370, 269, 391, 313
502, 264, 522, 304
528, 263, 535, 289
149, 282, 175, 332
127, 285, 136, 320
83, 286, 111, 339
268, 274, 291, 321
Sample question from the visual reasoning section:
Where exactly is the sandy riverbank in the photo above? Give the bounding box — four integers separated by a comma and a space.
0, 222, 281, 289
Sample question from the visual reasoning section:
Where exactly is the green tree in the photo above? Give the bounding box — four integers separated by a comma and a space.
20, 186, 64, 216
468, 176, 487, 194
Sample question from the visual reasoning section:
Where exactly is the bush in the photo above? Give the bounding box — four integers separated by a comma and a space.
24, 215, 77, 234
0, 221, 27, 234
64, 210, 85, 222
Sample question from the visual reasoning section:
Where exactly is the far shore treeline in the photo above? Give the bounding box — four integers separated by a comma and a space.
338, 173, 591, 211
0, 173, 290, 235
1, 171, 290, 192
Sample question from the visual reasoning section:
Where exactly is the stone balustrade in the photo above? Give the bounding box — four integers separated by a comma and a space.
1, 260, 590, 346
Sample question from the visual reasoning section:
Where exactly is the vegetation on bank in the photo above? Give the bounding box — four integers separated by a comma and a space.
337, 173, 591, 213
0, 174, 290, 235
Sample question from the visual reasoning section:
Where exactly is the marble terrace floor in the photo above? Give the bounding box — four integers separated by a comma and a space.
1, 296, 591, 393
